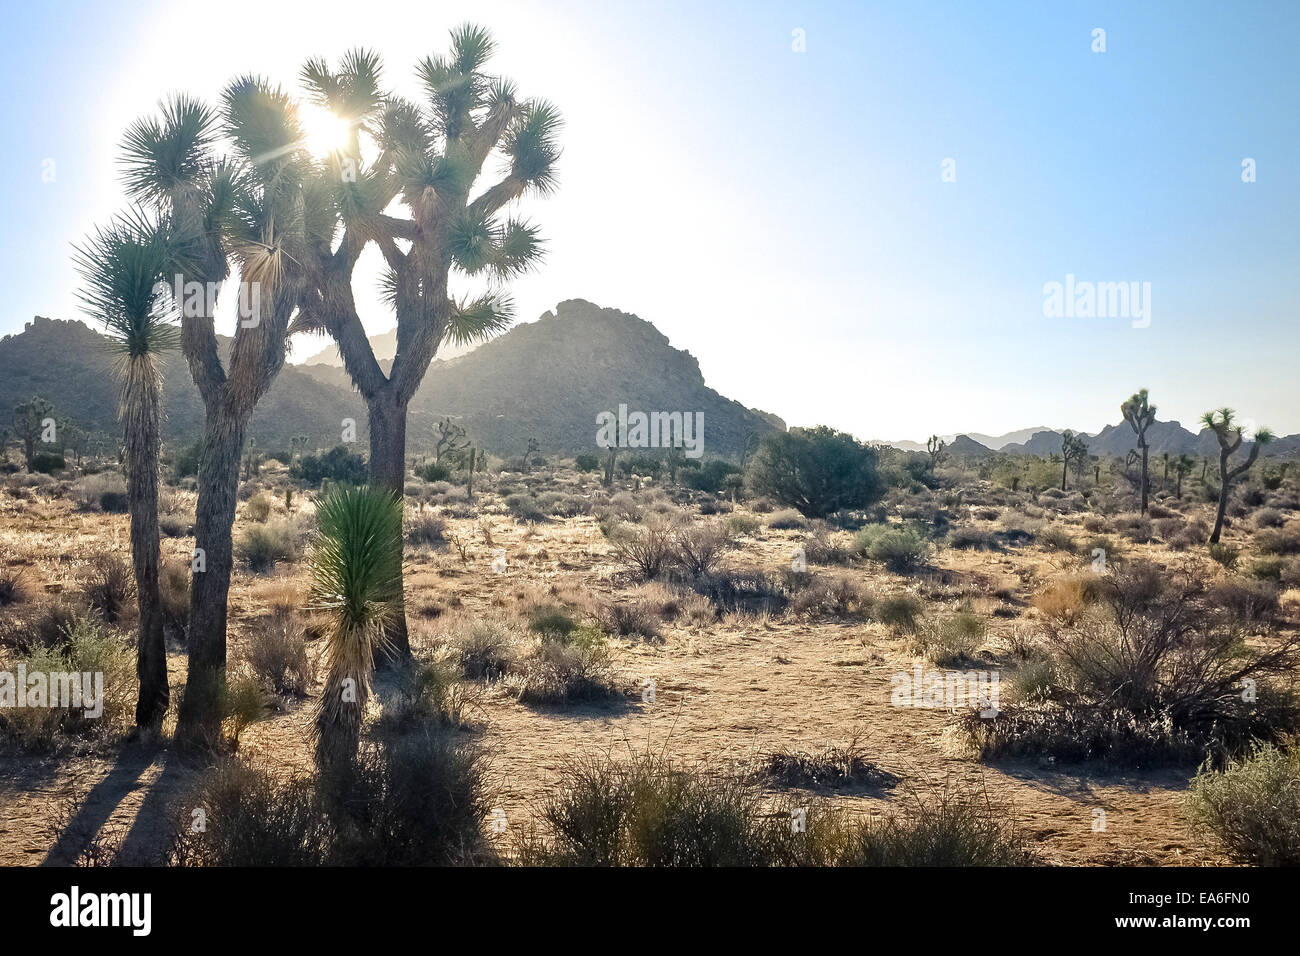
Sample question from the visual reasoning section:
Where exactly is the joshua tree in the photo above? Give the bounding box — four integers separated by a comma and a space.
12, 396, 58, 471
1160, 451, 1170, 491
1173, 453, 1195, 499
740, 429, 760, 469
1060, 430, 1088, 491
1202, 408, 1274, 544
1121, 389, 1157, 513
603, 418, 620, 488
118, 87, 313, 746
465, 445, 484, 503
309, 484, 403, 773
926, 435, 946, 475
434, 416, 467, 464
285, 30, 560, 663
73, 210, 177, 730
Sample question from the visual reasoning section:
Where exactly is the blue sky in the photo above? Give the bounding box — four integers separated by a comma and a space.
1, 0, 1296, 440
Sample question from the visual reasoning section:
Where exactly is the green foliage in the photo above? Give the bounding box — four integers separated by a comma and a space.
574, 453, 600, 472
681, 459, 740, 494
416, 461, 451, 482
854, 523, 931, 573
1186, 744, 1300, 865
291, 445, 367, 487
29, 452, 66, 474
747, 426, 882, 519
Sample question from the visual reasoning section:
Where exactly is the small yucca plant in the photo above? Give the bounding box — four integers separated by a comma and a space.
308, 484, 404, 773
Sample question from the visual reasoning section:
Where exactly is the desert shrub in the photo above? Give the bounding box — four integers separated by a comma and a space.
291, 446, 367, 487
1185, 744, 1300, 865
958, 704, 1205, 768
610, 518, 675, 580
762, 737, 897, 790
377, 655, 471, 731
787, 572, 874, 619
1249, 556, 1285, 581
747, 426, 882, 519
169, 734, 492, 866
517, 754, 784, 866
875, 593, 924, 633
30, 452, 66, 474
235, 520, 299, 573
696, 496, 731, 515
1031, 575, 1101, 625
159, 513, 190, 538
1035, 525, 1075, 552
159, 559, 190, 639
505, 493, 548, 523
0, 598, 83, 653
82, 554, 135, 624
244, 493, 271, 523
802, 530, 854, 566
962, 562, 1300, 766
1255, 524, 1300, 556
854, 524, 930, 573
839, 787, 1036, 866
244, 611, 311, 696
525, 604, 580, 640
0, 616, 134, 748
0, 567, 27, 607
1254, 507, 1285, 529
913, 611, 985, 666
1205, 577, 1280, 626
517, 755, 1030, 867
947, 527, 998, 551
405, 511, 447, 548
767, 508, 808, 531
574, 454, 600, 473
70, 473, 127, 513
415, 461, 451, 483
691, 569, 789, 614
446, 618, 517, 680
679, 459, 740, 495
671, 522, 733, 577
724, 513, 760, 537
1208, 542, 1239, 570
506, 639, 624, 706
599, 599, 663, 639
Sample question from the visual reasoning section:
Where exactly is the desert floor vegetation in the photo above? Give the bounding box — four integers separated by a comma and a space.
3, 447, 1300, 867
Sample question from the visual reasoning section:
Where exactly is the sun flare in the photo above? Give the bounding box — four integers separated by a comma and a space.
300, 105, 351, 156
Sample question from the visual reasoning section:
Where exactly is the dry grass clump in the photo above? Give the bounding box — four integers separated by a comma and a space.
442, 616, 518, 680
244, 610, 312, 696
670, 521, 734, 577
1031, 574, 1103, 624
166, 733, 493, 866
236, 519, 301, 573
82, 554, 135, 625
0, 566, 28, 607
609, 517, 675, 580
912, 610, 986, 666
505, 632, 626, 707
767, 508, 809, 530
761, 736, 898, 791
515, 753, 1033, 867
875, 593, 924, 633
786, 571, 874, 619
405, 510, 448, 549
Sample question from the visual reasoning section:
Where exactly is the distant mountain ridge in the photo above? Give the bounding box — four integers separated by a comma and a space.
0, 300, 785, 461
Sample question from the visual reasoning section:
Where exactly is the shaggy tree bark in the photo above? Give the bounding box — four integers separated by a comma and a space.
125, 366, 168, 730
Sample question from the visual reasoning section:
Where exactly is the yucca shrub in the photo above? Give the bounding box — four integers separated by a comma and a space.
307, 485, 404, 773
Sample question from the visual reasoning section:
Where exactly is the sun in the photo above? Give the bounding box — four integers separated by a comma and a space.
300, 105, 351, 156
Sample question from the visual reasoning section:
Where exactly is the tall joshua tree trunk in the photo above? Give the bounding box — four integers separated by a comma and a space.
176, 412, 247, 742
126, 362, 169, 730
366, 389, 410, 664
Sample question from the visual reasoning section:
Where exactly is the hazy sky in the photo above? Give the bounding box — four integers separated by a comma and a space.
2, 0, 1297, 441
